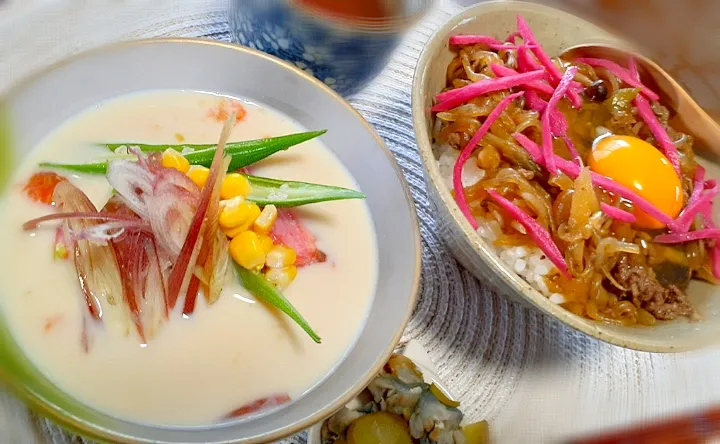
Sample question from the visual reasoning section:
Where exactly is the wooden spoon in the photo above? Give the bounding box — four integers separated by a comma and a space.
561, 43, 720, 158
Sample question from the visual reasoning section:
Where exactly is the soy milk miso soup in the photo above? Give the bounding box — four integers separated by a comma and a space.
0, 90, 378, 425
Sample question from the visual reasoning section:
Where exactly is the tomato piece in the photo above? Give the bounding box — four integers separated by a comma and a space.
270, 209, 327, 267
24, 172, 67, 205
209, 100, 247, 123
225, 394, 291, 419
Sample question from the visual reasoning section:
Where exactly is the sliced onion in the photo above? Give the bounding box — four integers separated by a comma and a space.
147, 183, 198, 260
107, 160, 156, 218
72, 221, 152, 244
153, 167, 201, 204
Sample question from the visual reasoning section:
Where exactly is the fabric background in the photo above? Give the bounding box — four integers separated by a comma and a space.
2, 1, 720, 443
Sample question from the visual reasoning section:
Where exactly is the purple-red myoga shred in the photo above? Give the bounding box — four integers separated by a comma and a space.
505, 31, 521, 44
22, 211, 140, 231
489, 43, 537, 51
516, 15, 582, 108
600, 203, 637, 223
432, 70, 544, 112
712, 245, 720, 279
575, 57, 660, 102
671, 166, 706, 232
487, 189, 570, 277
490, 64, 555, 95
517, 45, 543, 73
452, 92, 525, 230
166, 118, 232, 309
627, 59, 682, 175
542, 66, 577, 175
448, 35, 537, 51
670, 180, 719, 232
513, 133, 542, 162
524, 91, 580, 164
449, 35, 503, 46
634, 94, 682, 176
654, 229, 720, 244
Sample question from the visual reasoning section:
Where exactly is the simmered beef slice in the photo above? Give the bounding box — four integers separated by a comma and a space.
613, 256, 696, 320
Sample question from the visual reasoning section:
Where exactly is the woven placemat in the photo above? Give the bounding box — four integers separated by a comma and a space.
2, 1, 720, 443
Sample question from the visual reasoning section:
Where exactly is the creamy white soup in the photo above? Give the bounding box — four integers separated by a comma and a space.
0, 90, 377, 425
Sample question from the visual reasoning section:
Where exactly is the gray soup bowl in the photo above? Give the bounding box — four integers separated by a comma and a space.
0, 39, 420, 443
411, 0, 720, 352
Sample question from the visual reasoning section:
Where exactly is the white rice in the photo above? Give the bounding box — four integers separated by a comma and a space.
435, 143, 563, 303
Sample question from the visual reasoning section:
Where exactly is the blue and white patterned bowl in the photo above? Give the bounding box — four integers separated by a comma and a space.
229, 0, 432, 96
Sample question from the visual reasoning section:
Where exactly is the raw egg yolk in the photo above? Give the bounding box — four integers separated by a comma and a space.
588, 135, 683, 229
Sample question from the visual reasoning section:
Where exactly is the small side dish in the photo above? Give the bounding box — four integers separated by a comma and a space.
320, 353, 489, 444
432, 15, 719, 326
0, 91, 378, 425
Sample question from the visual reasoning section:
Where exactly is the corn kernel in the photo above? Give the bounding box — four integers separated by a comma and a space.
230, 231, 267, 270
253, 204, 278, 234
187, 165, 210, 188
220, 198, 261, 237
162, 149, 191, 173
265, 245, 297, 268
219, 196, 245, 228
265, 266, 298, 290
221, 173, 253, 199
258, 234, 274, 254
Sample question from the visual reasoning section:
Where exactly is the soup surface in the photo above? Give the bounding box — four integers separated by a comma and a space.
0, 90, 378, 425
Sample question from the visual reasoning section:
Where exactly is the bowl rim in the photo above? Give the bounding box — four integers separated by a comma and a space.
410, 0, 701, 353
0, 37, 422, 443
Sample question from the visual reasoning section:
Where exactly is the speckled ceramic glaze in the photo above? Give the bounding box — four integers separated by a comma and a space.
412, 0, 720, 352
229, 0, 431, 96
0, 38, 421, 443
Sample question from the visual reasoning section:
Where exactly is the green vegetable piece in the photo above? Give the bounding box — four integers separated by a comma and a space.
603, 87, 641, 118
101, 130, 325, 153
234, 263, 321, 344
184, 130, 326, 171
39, 130, 327, 175
245, 174, 365, 208
38, 162, 110, 174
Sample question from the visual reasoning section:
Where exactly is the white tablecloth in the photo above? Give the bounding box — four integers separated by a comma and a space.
2, 1, 720, 443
